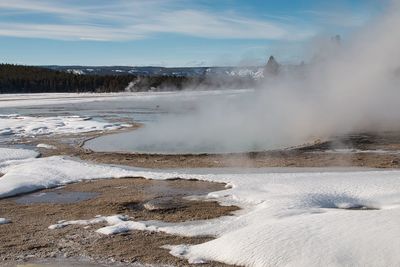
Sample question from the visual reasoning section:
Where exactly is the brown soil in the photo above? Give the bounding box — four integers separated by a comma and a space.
0, 178, 238, 266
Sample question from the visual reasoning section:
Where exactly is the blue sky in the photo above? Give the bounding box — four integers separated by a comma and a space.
0, 0, 387, 66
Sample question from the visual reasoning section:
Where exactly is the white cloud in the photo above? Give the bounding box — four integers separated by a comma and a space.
0, 0, 316, 41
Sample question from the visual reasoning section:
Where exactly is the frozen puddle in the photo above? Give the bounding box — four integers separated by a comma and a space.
15, 191, 99, 204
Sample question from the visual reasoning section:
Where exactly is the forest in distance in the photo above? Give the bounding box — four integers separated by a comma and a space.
0, 63, 262, 93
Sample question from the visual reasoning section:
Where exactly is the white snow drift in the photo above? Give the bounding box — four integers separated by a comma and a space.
0, 114, 130, 137
3, 148, 400, 266
0, 148, 180, 198
0, 147, 39, 167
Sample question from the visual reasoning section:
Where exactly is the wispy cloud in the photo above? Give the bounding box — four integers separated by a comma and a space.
0, 0, 316, 41
301, 9, 369, 28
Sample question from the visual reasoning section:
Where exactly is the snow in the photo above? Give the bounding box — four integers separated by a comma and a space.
2, 147, 400, 266
0, 148, 182, 198
36, 143, 57, 149
49, 215, 129, 230
0, 155, 154, 198
0, 114, 130, 137
225, 68, 264, 80
0, 218, 11, 225
151, 170, 400, 267
39, 159, 400, 266
0, 90, 251, 108
66, 69, 84, 75
0, 147, 39, 167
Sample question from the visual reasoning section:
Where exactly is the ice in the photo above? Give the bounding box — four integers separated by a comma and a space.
0, 114, 130, 137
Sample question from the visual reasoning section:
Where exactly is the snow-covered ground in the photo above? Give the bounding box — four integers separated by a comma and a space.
0, 90, 251, 108
2, 148, 398, 266
0, 147, 39, 166
0, 114, 130, 137
0, 148, 151, 198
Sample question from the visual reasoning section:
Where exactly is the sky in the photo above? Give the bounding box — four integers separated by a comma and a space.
0, 0, 387, 67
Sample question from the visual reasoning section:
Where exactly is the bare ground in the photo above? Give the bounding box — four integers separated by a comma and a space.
0, 178, 238, 266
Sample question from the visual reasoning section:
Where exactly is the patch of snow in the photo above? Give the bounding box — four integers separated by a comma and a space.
42, 163, 400, 267
225, 68, 264, 80
36, 143, 57, 149
66, 69, 85, 75
0, 148, 179, 198
0, 148, 39, 167
49, 215, 129, 230
0, 114, 130, 137
0, 218, 11, 224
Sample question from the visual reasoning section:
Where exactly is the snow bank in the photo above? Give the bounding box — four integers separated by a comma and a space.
0, 114, 130, 137
42, 162, 400, 266
0, 156, 148, 198
0, 147, 39, 167
0, 148, 179, 198
0, 218, 11, 225
2, 148, 400, 266
149, 170, 400, 267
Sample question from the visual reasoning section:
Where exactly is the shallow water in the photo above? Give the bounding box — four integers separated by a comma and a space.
0, 90, 258, 154
15, 191, 99, 204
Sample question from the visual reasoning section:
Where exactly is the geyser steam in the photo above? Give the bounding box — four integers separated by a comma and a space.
121, 2, 400, 154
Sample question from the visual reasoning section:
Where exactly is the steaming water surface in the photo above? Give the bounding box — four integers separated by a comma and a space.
84, 124, 281, 154
81, 89, 293, 154
1, 90, 271, 153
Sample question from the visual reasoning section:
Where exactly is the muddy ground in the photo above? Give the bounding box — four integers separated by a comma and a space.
0, 178, 238, 267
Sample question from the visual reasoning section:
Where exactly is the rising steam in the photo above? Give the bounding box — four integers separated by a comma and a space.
117, 2, 400, 154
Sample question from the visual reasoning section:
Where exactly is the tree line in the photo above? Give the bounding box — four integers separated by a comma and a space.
0, 64, 257, 94
0, 64, 193, 93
